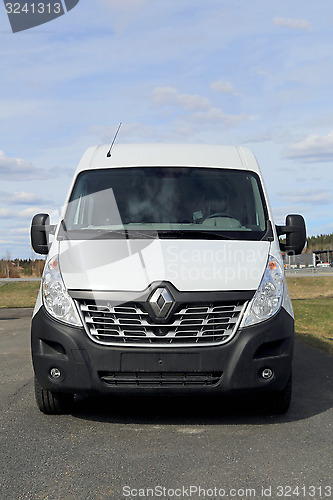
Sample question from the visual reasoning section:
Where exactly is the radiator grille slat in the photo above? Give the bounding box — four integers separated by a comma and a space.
78, 299, 246, 347
99, 371, 223, 386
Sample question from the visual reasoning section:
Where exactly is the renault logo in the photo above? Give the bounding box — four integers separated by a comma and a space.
149, 287, 174, 319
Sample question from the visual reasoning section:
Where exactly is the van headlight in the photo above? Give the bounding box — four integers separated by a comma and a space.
240, 256, 284, 328
42, 255, 82, 326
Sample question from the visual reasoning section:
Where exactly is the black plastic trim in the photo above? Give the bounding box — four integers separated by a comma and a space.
69, 280, 255, 304
31, 304, 294, 396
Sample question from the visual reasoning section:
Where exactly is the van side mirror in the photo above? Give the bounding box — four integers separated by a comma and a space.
276, 214, 306, 255
31, 213, 55, 255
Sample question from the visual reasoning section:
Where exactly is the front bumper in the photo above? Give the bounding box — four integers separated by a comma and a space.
31, 305, 294, 395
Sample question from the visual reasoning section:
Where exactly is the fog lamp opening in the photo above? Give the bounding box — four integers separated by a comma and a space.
261, 368, 274, 380
50, 367, 61, 379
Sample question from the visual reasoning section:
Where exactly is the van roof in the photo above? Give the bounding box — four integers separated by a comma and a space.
76, 143, 261, 174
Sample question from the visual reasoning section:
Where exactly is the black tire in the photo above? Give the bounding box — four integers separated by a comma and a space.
34, 377, 74, 415
260, 373, 292, 414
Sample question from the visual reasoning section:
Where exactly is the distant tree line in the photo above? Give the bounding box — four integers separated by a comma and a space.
0, 258, 45, 278
306, 233, 333, 253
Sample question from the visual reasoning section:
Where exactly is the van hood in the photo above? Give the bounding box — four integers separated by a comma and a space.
58, 239, 270, 292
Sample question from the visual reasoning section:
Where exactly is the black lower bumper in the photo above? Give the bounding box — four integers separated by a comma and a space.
31, 306, 294, 395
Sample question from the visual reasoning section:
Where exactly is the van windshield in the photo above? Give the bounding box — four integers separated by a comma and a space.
62, 167, 268, 240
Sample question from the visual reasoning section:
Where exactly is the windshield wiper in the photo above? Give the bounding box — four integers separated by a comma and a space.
59, 224, 235, 240
60, 226, 158, 239
156, 230, 236, 240
124, 230, 157, 239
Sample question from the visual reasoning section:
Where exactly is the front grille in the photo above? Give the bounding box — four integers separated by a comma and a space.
99, 371, 223, 387
78, 299, 247, 347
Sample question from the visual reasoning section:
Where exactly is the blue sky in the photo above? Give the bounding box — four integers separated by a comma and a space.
0, 0, 333, 258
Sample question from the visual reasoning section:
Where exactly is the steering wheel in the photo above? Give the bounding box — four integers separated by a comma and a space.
206, 212, 240, 221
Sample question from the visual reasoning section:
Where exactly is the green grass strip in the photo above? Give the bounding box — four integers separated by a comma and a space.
293, 298, 333, 355
0, 282, 40, 308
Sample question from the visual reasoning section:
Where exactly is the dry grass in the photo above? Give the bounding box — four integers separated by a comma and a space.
292, 299, 333, 355
0, 282, 40, 308
286, 276, 333, 355
286, 276, 333, 300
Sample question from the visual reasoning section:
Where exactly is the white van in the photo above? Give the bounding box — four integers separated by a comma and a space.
30, 144, 306, 414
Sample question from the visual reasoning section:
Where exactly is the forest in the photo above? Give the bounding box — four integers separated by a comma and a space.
0, 258, 45, 278
305, 233, 333, 253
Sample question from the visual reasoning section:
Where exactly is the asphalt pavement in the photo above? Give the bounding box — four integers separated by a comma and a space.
0, 308, 332, 500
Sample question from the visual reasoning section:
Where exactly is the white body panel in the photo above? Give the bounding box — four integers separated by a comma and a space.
80, 144, 261, 172
58, 239, 270, 292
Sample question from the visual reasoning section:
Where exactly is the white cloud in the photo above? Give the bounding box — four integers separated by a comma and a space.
0, 206, 52, 219
6, 191, 50, 205
0, 209, 15, 218
273, 17, 311, 31
243, 132, 272, 143
9, 227, 30, 235
210, 80, 239, 95
17, 207, 48, 219
0, 150, 47, 181
152, 87, 211, 111
271, 205, 310, 225
285, 131, 333, 162
191, 107, 251, 126
151, 86, 250, 130
278, 189, 332, 205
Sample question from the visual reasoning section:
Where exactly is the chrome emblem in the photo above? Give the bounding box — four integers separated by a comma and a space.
149, 287, 174, 318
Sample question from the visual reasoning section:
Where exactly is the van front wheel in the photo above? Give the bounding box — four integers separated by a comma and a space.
34, 377, 74, 414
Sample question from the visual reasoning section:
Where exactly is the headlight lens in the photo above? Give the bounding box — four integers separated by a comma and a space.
240, 255, 284, 328
42, 255, 81, 326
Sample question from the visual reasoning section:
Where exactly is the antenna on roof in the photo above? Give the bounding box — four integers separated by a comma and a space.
106, 122, 122, 157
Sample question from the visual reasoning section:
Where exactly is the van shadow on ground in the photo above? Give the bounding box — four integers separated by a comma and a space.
72, 341, 333, 426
